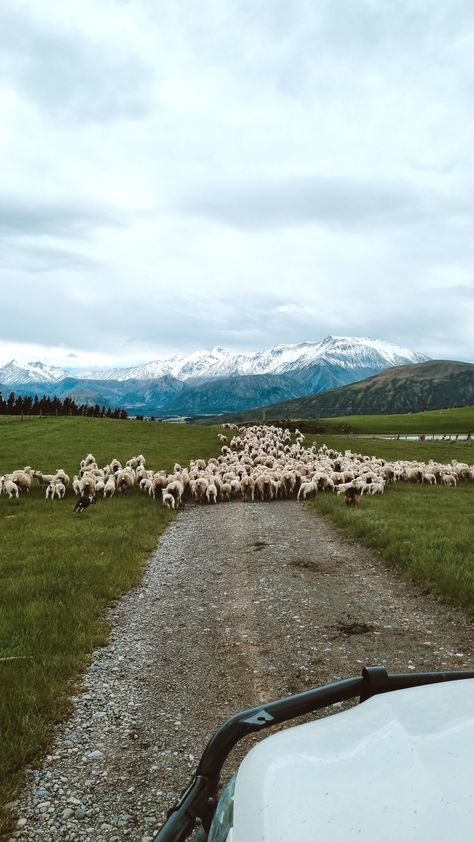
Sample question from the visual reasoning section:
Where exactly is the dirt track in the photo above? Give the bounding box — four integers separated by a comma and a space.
11, 501, 474, 840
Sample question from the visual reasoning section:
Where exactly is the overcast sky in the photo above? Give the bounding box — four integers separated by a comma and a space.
1, 0, 473, 369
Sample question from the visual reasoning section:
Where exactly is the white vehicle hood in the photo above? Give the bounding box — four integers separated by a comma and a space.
231, 679, 474, 841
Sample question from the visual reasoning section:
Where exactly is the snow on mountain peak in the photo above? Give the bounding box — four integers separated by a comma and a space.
0, 359, 68, 385
0, 337, 429, 386
86, 337, 427, 382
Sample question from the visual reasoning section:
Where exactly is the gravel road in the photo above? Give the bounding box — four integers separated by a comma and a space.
8, 501, 473, 840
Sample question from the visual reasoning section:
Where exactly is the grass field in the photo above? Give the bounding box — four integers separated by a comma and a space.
0, 418, 473, 831
307, 433, 474, 465
310, 485, 474, 613
321, 405, 474, 434
307, 434, 474, 617
0, 417, 222, 830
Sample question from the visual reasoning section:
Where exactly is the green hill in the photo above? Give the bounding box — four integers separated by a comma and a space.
210, 360, 474, 422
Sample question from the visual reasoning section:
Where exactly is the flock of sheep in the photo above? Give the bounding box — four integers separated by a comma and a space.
0, 424, 473, 508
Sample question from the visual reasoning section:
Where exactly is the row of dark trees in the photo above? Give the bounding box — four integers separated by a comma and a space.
0, 391, 128, 419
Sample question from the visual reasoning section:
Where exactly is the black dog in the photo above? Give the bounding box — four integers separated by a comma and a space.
73, 495, 96, 514
344, 487, 361, 507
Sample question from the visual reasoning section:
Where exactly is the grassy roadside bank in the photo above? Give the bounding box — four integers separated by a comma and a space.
308, 435, 474, 617
0, 418, 221, 831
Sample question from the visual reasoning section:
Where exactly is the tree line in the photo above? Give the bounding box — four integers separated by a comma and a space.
0, 391, 128, 419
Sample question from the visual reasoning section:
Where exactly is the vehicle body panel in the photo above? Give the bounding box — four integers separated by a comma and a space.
231, 679, 474, 841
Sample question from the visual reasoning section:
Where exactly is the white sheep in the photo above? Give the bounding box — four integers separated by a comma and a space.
103, 475, 116, 498
1, 476, 19, 498
206, 483, 218, 504
45, 480, 66, 500
80, 474, 96, 496
115, 469, 135, 493
10, 470, 32, 492
297, 481, 318, 501
166, 479, 184, 507
139, 477, 155, 498
162, 491, 176, 509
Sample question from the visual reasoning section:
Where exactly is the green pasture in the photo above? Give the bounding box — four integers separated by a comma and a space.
310, 485, 473, 615
0, 417, 221, 831
308, 434, 474, 465
321, 405, 474, 435
308, 434, 474, 618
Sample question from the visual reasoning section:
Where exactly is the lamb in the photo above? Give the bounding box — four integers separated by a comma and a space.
139, 477, 155, 498
72, 475, 82, 496
335, 481, 357, 495
103, 475, 116, 498
365, 481, 385, 495
0, 476, 19, 498
230, 477, 241, 497
94, 477, 105, 495
45, 480, 66, 500
165, 479, 184, 507
440, 473, 457, 486
297, 481, 318, 501
162, 491, 176, 509
206, 483, 218, 504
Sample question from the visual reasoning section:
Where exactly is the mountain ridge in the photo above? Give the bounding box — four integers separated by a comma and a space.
0, 337, 438, 417
207, 360, 474, 422
0, 336, 428, 385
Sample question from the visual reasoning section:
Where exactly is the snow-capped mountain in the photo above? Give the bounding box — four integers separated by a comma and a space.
0, 338, 431, 416
0, 359, 68, 385
77, 337, 428, 382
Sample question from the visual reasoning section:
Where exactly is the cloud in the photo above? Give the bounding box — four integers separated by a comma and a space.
0, 196, 126, 239
179, 174, 422, 231
0, 0, 473, 367
0, 0, 154, 122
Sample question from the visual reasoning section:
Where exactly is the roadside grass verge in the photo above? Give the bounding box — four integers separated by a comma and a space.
307, 433, 474, 617
0, 418, 221, 830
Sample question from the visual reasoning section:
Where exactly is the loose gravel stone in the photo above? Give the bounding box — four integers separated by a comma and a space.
9, 502, 474, 840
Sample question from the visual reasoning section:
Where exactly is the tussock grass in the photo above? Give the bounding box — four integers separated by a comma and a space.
0, 417, 221, 829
